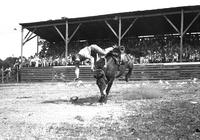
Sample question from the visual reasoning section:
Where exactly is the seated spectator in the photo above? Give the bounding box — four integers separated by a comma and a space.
61, 57, 67, 66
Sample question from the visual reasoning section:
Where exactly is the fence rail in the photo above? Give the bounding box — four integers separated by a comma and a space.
19, 62, 200, 82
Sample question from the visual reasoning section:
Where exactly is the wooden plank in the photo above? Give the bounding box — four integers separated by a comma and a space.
20, 63, 200, 82
68, 23, 82, 43
65, 20, 69, 58
121, 18, 137, 39
54, 26, 65, 42
118, 17, 121, 46
180, 9, 184, 62
105, 20, 119, 39
164, 15, 180, 33
183, 12, 200, 35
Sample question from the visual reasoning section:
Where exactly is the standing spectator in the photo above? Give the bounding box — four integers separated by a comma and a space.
61, 57, 67, 66
48, 56, 53, 66
41, 57, 47, 67
34, 54, 40, 67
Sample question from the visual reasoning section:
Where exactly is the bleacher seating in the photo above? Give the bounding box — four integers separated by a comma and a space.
20, 62, 200, 82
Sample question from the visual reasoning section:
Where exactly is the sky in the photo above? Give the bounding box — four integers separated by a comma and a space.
0, 0, 200, 60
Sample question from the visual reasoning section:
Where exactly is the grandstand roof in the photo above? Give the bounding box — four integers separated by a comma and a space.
20, 5, 200, 43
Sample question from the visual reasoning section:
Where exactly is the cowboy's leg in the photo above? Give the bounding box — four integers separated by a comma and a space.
104, 47, 114, 54
79, 47, 94, 69
90, 57, 95, 71
75, 66, 80, 80
74, 54, 82, 80
90, 44, 107, 55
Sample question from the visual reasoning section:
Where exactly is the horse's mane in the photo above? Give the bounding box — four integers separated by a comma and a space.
105, 47, 121, 59
105, 47, 121, 65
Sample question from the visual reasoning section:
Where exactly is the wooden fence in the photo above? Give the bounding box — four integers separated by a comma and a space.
19, 62, 200, 82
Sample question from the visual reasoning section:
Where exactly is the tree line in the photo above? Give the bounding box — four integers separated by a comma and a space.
0, 57, 18, 69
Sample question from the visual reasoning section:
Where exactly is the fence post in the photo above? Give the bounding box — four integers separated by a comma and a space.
1, 66, 4, 84
16, 66, 19, 83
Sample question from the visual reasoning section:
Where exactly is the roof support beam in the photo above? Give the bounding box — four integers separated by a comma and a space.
22, 28, 37, 45
118, 17, 121, 46
65, 20, 69, 58
23, 28, 36, 43
23, 30, 31, 40
183, 12, 200, 35
105, 20, 119, 39
164, 15, 180, 33
54, 26, 65, 42
23, 35, 37, 45
68, 23, 82, 43
37, 36, 40, 54
21, 27, 24, 62
121, 18, 138, 39
180, 9, 184, 62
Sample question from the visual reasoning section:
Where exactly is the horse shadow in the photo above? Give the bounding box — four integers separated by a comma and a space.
41, 95, 100, 106
41, 99, 69, 104
71, 95, 100, 106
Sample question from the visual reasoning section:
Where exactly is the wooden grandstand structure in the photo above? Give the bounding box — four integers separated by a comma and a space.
19, 5, 200, 82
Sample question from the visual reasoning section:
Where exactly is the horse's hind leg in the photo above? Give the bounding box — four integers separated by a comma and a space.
125, 67, 133, 82
96, 78, 107, 103
116, 65, 126, 78
106, 78, 114, 96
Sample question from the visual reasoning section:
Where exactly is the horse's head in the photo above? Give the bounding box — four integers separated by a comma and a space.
105, 46, 121, 65
119, 45, 125, 53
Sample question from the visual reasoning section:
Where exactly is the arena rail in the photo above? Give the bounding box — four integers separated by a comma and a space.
19, 62, 200, 82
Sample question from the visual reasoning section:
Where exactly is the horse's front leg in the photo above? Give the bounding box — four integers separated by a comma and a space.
96, 78, 107, 103
106, 78, 114, 96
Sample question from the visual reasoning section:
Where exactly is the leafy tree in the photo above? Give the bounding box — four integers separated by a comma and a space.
0, 59, 3, 68
3, 57, 18, 68
39, 41, 65, 58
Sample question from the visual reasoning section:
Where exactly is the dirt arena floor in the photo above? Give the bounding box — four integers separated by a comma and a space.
0, 79, 200, 139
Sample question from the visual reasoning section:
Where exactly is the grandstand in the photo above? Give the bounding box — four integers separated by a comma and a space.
18, 5, 200, 82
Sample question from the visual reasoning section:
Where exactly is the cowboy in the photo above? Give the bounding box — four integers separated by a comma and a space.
72, 44, 117, 81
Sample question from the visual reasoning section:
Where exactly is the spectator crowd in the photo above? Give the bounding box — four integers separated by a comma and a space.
124, 34, 200, 64
14, 34, 200, 68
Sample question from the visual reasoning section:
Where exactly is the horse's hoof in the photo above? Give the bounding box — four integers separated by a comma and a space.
125, 77, 130, 82
99, 95, 107, 103
98, 97, 104, 103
